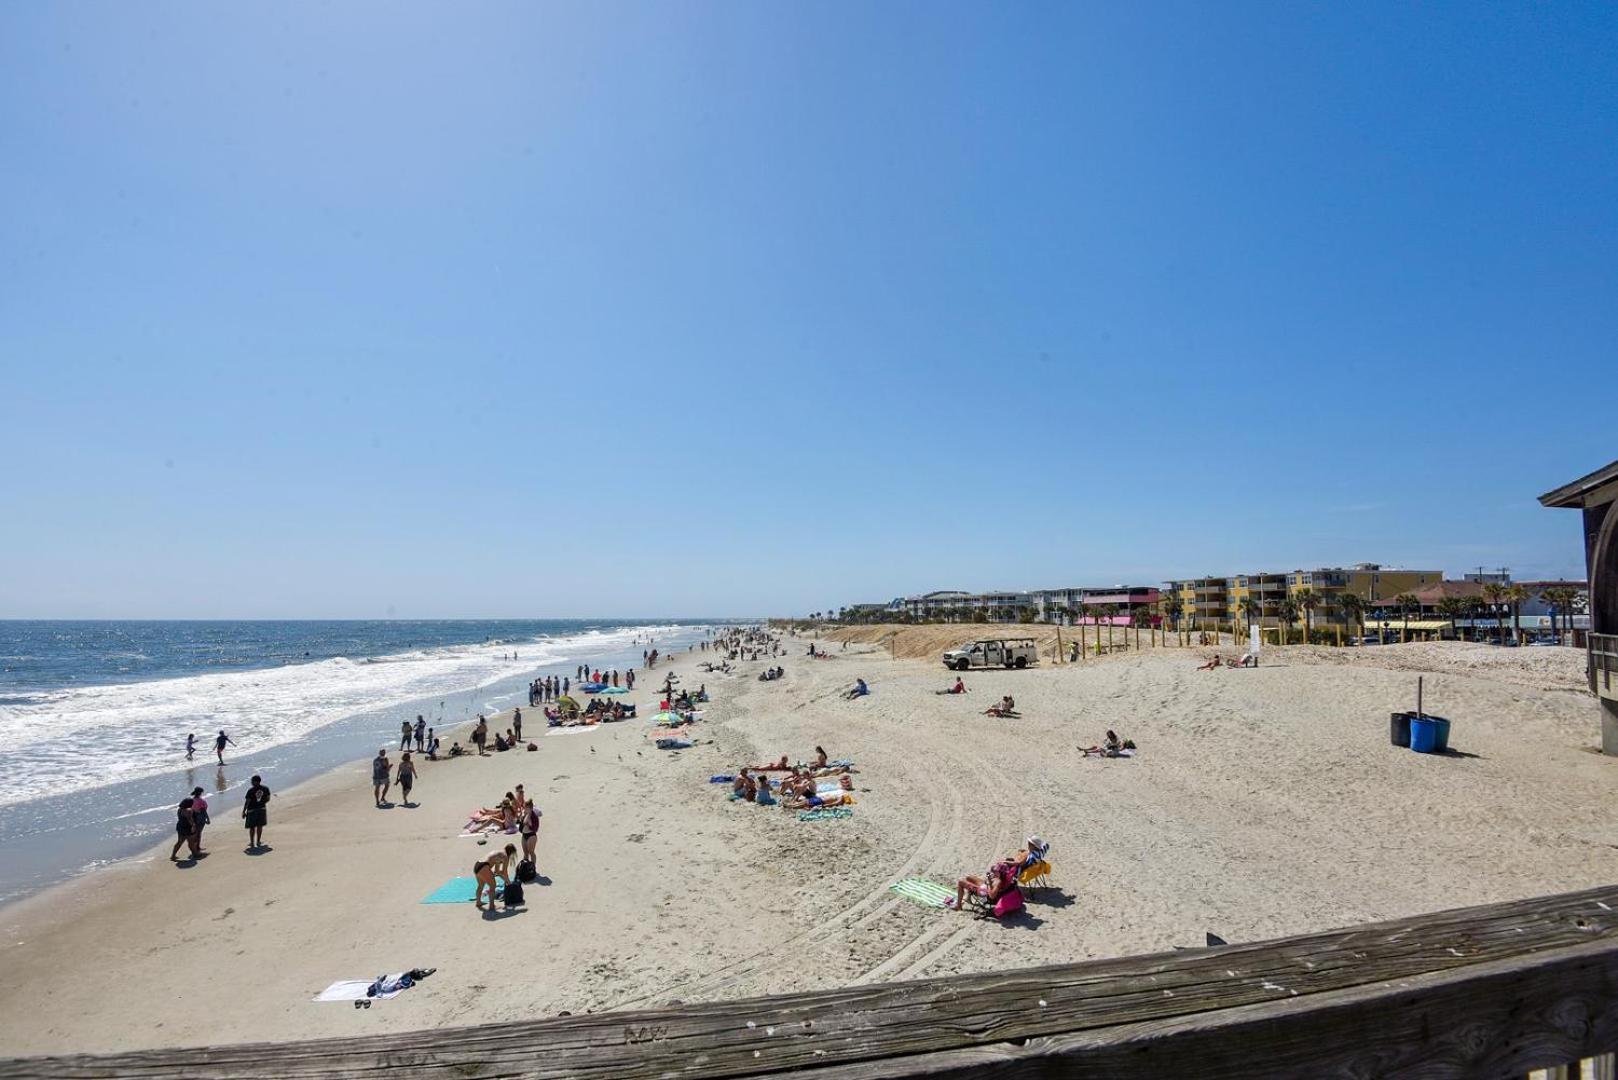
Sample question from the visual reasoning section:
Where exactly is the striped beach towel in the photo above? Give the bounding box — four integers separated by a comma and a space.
890, 879, 953, 908
797, 807, 853, 821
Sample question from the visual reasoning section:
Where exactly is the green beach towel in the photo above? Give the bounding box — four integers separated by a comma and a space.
422, 876, 502, 905
890, 878, 953, 908
796, 807, 853, 821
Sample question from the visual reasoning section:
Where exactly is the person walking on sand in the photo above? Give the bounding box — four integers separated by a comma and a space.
170, 797, 199, 861
214, 730, 235, 765
414, 715, 426, 752
473, 716, 489, 756
372, 748, 392, 806
185, 733, 196, 762
396, 752, 418, 807
189, 786, 211, 853
513, 708, 523, 743
242, 774, 271, 850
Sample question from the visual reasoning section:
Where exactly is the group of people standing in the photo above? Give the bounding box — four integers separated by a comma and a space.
171, 775, 271, 861
399, 715, 439, 756
529, 675, 569, 705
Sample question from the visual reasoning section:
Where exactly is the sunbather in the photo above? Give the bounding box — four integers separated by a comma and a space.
1005, 835, 1049, 872
946, 860, 1018, 911
844, 678, 869, 700
1197, 655, 1222, 671
813, 746, 829, 768
984, 696, 1019, 718
936, 677, 969, 695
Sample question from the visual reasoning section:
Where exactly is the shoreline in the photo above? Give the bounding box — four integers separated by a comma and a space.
2, 633, 1613, 1057
0, 623, 713, 908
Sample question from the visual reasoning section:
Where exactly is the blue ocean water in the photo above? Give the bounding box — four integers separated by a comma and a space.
0, 618, 719, 905
0, 619, 657, 696
0, 619, 711, 807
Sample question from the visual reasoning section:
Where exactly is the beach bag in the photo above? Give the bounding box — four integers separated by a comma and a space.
517, 859, 536, 883
503, 879, 525, 907
992, 888, 1024, 919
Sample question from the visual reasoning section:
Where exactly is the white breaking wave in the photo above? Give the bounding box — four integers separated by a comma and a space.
0, 623, 689, 807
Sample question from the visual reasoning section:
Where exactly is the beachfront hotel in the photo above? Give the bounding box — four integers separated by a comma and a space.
1167, 564, 1443, 631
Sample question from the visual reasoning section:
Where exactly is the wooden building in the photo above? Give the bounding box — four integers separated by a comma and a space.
1540, 458, 1618, 754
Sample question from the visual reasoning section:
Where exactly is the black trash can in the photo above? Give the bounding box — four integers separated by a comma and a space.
1390, 711, 1412, 748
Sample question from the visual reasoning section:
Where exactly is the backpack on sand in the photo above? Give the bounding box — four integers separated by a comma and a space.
503, 878, 525, 907
517, 859, 537, 883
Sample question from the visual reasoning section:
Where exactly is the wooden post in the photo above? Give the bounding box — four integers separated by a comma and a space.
1056, 625, 1063, 665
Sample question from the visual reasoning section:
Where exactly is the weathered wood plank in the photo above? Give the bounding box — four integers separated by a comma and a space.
768, 936, 1618, 1078
5, 885, 1618, 1079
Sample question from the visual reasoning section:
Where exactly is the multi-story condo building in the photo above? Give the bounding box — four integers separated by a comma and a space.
1167, 577, 1229, 627
1227, 573, 1289, 626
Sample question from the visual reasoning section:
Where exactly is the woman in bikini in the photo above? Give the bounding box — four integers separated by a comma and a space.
473, 843, 518, 910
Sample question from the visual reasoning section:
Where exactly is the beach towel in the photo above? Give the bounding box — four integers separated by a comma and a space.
547, 724, 603, 736
422, 877, 502, 905
709, 775, 735, 784
797, 807, 853, 821
890, 878, 953, 908
600, 687, 629, 694
314, 979, 408, 1003
656, 738, 692, 750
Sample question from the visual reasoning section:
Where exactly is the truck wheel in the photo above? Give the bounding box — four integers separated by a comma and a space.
954, 659, 969, 672
1015, 657, 1028, 669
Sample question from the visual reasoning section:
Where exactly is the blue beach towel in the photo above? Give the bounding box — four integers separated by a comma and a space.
422, 876, 502, 905
709, 775, 735, 784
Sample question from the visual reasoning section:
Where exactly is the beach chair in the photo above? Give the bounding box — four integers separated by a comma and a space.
1017, 859, 1054, 893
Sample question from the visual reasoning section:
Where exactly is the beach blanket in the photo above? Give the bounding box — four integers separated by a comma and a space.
422, 877, 502, 905
314, 979, 407, 1003
547, 724, 604, 736
656, 738, 692, 750
709, 775, 735, 784
797, 807, 853, 821
600, 687, 629, 694
460, 818, 517, 836
814, 781, 847, 796
890, 879, 953, 908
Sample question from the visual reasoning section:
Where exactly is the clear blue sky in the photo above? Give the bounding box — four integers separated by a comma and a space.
2, 2, 1613, 618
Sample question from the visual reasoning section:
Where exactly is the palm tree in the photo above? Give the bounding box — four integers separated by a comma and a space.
1504, 584, 1528, 644
1237, 596, 1261, 636
1392, 593, 1419, 641
1436, 596, 1466, 639
1481, 582, 1508, 644
1540, 586, 1577, 642
1294, 588, 1321, 642
1162, 596, 1183, 632
1338, 592, 1366, 643
1276, 596, 1300, 644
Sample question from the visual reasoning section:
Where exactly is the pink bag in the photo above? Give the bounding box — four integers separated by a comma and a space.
992, 888, 1024, 919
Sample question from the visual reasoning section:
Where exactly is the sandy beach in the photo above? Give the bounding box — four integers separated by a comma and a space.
1, 629, 1613, 1058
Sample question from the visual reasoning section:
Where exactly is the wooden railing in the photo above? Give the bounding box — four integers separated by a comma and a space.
5, 885, 1618, 1078
1592, 632, 1618, 699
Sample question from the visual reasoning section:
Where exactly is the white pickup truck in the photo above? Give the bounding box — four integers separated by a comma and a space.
941, 638, 1038, 671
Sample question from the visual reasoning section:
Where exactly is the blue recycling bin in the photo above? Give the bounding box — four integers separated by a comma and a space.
1409, 715, 1450, 754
